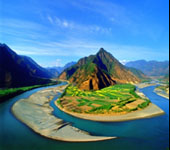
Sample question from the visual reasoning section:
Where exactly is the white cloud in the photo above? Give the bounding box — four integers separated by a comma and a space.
69, 0, 164, 40
63, 20, 69, 27
13, 45, 67, 56
120, 60, 129, 65
10, 37, 168, 61
46, 15, 110, 34
71, 0, 129, 25
48, 16, 73, 28
47, 15, 54, 24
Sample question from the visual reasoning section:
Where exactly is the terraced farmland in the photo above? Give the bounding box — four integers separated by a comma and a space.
57, 84, 151, 114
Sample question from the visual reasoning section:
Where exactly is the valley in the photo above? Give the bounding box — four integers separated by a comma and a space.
1, 0, 169, 149
0, 44, 168, 145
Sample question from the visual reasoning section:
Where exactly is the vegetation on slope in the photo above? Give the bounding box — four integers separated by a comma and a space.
126, 67, 151, 82
126, 60, 169, 77
59, 48, 141, 90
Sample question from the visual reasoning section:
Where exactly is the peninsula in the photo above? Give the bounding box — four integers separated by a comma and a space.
55, 84, 164, 122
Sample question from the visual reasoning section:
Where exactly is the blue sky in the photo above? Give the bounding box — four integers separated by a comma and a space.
0, 0, 169, 67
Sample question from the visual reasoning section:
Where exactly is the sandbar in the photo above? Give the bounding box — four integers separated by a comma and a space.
154, 88, 169, 99
12, 85, 115, 142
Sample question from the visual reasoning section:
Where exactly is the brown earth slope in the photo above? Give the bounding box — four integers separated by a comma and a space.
59, 48, 141, 90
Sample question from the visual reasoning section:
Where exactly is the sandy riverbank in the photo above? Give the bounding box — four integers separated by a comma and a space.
55, 102, 164, 122
12, 84, 115, 142
154, 89, 169, 99
55, 84, 164, 122
135, 83, 157, 89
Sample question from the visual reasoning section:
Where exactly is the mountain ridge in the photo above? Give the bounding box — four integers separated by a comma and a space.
0, 44, 53, 88
126, 60, 169, 77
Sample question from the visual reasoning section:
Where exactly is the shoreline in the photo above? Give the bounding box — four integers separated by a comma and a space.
55, 83, 165, 122
154, 89, 169, 100
12, 110, 114, 142
0, 82, 60, 103
12, 84, 115, 142
135, 83, 156, 89
55, 102, 165, 122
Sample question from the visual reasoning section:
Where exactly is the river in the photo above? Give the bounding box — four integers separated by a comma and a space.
0, 83, 169, 150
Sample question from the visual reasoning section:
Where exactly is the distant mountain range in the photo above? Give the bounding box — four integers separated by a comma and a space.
59, 48, 145, 90
126, 60, 169, 77
0, 44, 53, 88
0, 44, 156, 90
126, 67, 149, 81
46, 62, 76, 77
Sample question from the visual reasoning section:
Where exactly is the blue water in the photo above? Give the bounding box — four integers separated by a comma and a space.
0, 84, 169, 150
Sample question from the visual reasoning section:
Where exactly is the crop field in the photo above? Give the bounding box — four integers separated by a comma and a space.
57, 84, 151, 114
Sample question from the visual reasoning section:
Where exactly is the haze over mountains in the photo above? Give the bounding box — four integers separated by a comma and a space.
47, 62, 76, 77
126, 60, 169, 77
59, 48, 144, 90
126, 67, 149, 81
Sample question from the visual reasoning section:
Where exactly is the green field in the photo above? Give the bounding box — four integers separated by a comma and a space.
0, 82, 59, 102
58, 84, 151, 114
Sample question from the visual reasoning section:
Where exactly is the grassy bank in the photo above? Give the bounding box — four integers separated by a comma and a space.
57, 84, 151, 114
0, 81, 60, 103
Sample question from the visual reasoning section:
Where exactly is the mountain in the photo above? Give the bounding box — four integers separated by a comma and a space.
126, 60, 169, 77
126, 67, 150, 82
47, 61, 77, 77
63, 62, 77, 71
46, 68, 60, 78
0, 44, 53, 88
59, 48, 141, 90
